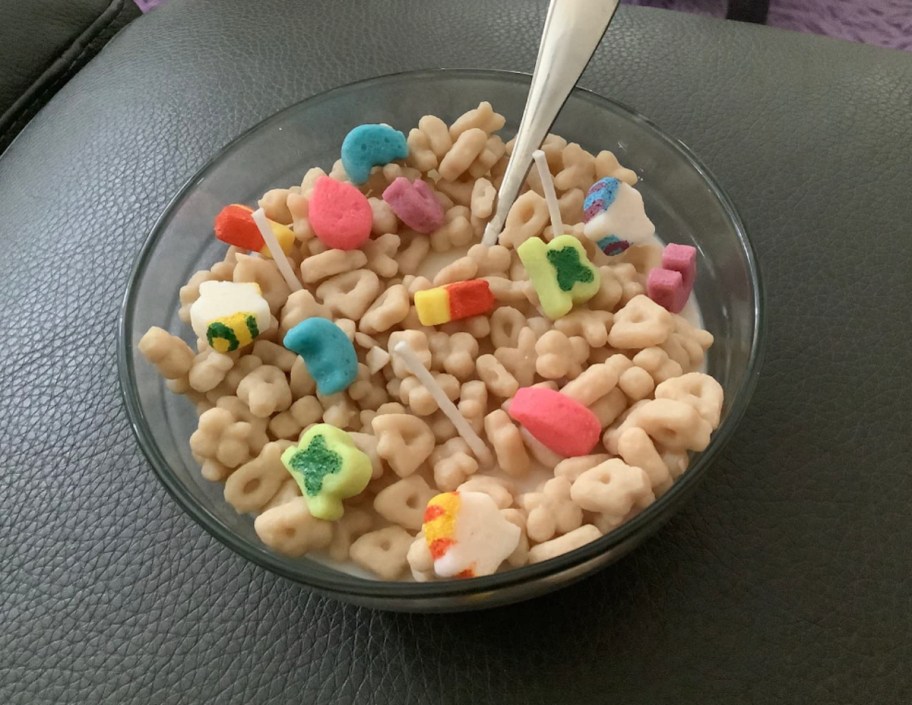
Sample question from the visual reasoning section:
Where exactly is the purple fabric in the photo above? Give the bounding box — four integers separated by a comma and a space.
622, 0, 912, 51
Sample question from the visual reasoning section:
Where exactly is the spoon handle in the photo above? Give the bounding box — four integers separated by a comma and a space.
482, 0, 620, 246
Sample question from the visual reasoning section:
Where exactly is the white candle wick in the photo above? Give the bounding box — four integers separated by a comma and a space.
391, 341, 493, 466
251, 207, 302, 292
533, 149, 564, 237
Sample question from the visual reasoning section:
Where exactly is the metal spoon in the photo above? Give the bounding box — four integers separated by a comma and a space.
482, 0, 621, 246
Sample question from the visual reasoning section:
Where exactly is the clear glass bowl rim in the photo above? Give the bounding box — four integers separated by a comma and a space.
118, 68, 765, 602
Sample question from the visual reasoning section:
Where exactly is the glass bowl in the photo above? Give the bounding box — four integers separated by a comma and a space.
119, 69, 763, 612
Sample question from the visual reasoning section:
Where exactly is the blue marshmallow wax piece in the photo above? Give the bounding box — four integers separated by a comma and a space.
283, 318, 358, 395
341, 124, 409, 184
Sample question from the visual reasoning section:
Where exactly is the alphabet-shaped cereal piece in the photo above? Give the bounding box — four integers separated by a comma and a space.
450, 101, 506, 138
534, 330, 587, 380
299, 249, 367, 284
560, 362, 620, 407
340, 124, 408, 185
432, 255, 478, 287
607, 294, 674, 349
470, 177, 496, 219
655, 372, 724, 427
428, 332, 478, 381
280, 424, 372, 521
468, 243, 512, 277
554, 309, 613, 348
665, 315, 714, 372
215, 395, 268, 449
318, 392, 359, 429
262, 478, 302, 511
224, 440, 294, 513
482, 276, 527, 305
595, 149, 638, 185
406, 115, 452, 171
235, 365, 292, 418
484, 410, 530, 478
388, 331, 431, 378
284, 318, 357, 396
554, 453, 613, 483
490, 307, 526, 349
616, 426, 674, 495
189, 407, 255, 469
554, 142, 596, 193
362, 232, 400, 279
396, 233, 431, 276
458, 380, 487, 434
139, 327, 195, 380
520, 428, 563, 470
431, 438, 479, 491
438, 127, 488, 182
349, 526, 413, 580
279, 289, 330, 334
233, 254, 292, 314
374, 475, 436, 531
430, 205, 475, 252
500, 508, 530, 568
467, 135, 506, 180
268, 396, 323, 440
359, 284, 410, 336
558, 189, 586, 227
259, 188, 294, 225
371, 413, 435, 477
288, 356, 316, 399
494, 327, 538, 388
570, 458, 655, 529
632, 346, 683, 384
251, 340, 296, 372
476, 355, 519, 398
611, 398, 713, 453
518, 235, 600, 320
458, 475, 515, 509
407, 533, 435, 582
589, 265, 624, 312
188, 349, 234, 393
254, 497, 333, 557
422, 490, 520, 578
521, 477, 583, 543
324, 507, 374, 562
528, 524, 601, 564
316, 269, 381, 321
617, 365, 656, 402
499, 191, 550, 249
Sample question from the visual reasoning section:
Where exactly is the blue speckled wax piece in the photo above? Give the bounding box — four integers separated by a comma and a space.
583, 177, 620, 222
596, 235, 630, 256
340, 124, 408, 184
283, 318, 358, 395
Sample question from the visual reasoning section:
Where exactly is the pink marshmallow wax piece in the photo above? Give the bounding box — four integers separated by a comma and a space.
382, 177, 445, 234
662, 243, 696, 293
507, 387, 601, 458
647, 268, 689, 313
308, 176, 373, 250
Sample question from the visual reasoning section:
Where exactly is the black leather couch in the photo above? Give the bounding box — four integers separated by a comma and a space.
2, 1, 911, 703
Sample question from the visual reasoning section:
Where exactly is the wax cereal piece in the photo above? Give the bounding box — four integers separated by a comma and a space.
254, 497, 333, 556
647, 268, 688, 314
413, 279, 494, 327
518, 235, 600, 320
422, 491, 521, 578
597, 235, 630, 257
308, 176, 372, 250
528, 524, 601, 564
371, 413, 435, 477
138, 327, 194, 380
350, 526, 413, 580
483, 410, 530, 477
431, 438, 479, 491
280, 424, 372, 521
662, 243, 697, 292
521, 477, 583, 543
374, 475, 436, 531
382, 177, 445, 234
570, 458, 655, 529
236, 365, 292, 418
616, 427, 674, 496
214, 204, 295, 258
582, 178, 655, 245
508, 386, 600, 457
283, 318, 358, 395
189, 281, 271, 353
654, 372, 724, 427
607, 294, 674, 349
340, 124, 408, 185
224, 440, 294, 514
